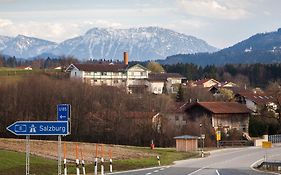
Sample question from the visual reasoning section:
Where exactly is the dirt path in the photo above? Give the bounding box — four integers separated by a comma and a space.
0, 138, 155, 162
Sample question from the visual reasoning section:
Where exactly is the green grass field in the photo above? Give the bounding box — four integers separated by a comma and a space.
0, 150, 57, 175
0, 148, 197, 175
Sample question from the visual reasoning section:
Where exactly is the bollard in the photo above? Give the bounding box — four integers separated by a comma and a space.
81, 150, 86, 175
109, 158, 113, 173
63, 143, 67, 175
101, 157, 104, 175
76, 144, 80, 175
81, 159, 85, 175
101, 145, 104, 175
94, 144, 98, 175
157, 156, 161, 166
94, 157, 98, 175
109, 147, 113, 173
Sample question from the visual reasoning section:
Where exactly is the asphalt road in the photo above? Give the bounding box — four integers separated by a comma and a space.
110, 146, 281, 175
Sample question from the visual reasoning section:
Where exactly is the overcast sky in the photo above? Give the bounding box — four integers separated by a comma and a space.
0, 0, 280, 48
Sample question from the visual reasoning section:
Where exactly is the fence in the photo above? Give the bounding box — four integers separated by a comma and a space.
268, 134, 281, 143
219, 140, 250, 147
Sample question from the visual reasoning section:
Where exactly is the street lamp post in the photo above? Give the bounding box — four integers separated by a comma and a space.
199, 123, 204, 157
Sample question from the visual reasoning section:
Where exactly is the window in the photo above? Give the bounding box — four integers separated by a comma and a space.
114, 80, 118, 83
175, 115, 179, 121
94, 79, 97, 82
101, 72, 107, 76
74, 72, 77, 76
122, 80, 126, 82
141, 72, 145, 76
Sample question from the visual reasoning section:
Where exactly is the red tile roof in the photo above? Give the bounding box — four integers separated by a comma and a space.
74, 63, 128, 72
186, 102, 252, 114
236, 92, 274, 105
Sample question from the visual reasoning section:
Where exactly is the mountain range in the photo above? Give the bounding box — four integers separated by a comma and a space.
0, 27, 217, 61
161, 28, 281, 66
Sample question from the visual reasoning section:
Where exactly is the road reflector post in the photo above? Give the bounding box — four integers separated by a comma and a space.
76, 144, 80, 175
63, 143, 67, 175
109, 147, 113, 173
81, 150, 86, 175
101, 145, 104, 175
94, 144, 98, 175
157, 156, 161, 166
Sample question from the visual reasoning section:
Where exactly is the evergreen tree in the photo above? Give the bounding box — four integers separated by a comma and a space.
176, 85, 184, 102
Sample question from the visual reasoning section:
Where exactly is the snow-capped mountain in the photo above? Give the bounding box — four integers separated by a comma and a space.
0, 35, 12, 51
50, 27, 217, 60
0, 35, 57, 58
0, 27, 217, 60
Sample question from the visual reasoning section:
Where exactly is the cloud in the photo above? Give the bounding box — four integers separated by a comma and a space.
0, 18, 13, 27
177, 0, 250, 20
0, 19, 125, 42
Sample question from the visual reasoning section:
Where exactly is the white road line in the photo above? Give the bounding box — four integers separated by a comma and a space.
108, 166, 165, 174
146, 173, 152, 175
186, 167, 206, 175
216, 169, 220, 175
160, 168, 165, 171
154, 170, 159, 173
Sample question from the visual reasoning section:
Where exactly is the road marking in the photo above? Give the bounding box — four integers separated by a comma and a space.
108, 166, 165, 174
160, 168, 165, 171
187, 167, 206, 175
154, 170, 159, 173
215, 169, 220, 175
146, 173, 152, 175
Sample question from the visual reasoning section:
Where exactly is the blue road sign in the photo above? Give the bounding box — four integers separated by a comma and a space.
6, 121, 69, 136
57, 104, 70, 121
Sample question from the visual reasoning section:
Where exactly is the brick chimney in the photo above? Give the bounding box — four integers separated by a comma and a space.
124, 52, 128, 65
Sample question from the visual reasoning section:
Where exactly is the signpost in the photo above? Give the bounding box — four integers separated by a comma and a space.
57, 104, 71, 121
6, 104, 71, 175
262, 141, 272, 161
7, 121, 69, 136
216, 131, 221, 148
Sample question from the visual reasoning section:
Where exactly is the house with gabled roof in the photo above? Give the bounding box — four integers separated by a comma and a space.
184, 102, 252, 133
66, 52, 150, 93
190, 78, 220, 88
66, 52, 185, 94
148, 73, 185, 94
235, 91, 277, 113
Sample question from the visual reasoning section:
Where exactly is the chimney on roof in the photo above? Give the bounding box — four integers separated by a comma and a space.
124, 52, 129, 65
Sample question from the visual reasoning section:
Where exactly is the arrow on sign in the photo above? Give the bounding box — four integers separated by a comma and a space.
6, 121, 69, 136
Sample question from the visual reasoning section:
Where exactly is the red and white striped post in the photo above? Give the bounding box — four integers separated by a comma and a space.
63, 143, 67, 175
94, 144, 98, 175
75, 144, 80, 175
81, 150, 86, 175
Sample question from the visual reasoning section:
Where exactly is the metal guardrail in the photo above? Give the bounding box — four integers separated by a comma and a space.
219, 140, 250, 147
269, 134, 281, 143
258, 161, 281, 172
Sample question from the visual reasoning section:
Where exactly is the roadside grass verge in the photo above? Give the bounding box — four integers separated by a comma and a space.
0, 147, 197, 175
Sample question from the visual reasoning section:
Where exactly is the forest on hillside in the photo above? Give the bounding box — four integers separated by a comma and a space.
164, 63, 281, 88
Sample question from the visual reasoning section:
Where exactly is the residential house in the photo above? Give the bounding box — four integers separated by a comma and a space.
190, 79, 220, 88
124, 112, 162, 132
66, 52, 149, 93
148, 73, 185, 94
184, 102, 251, 133
66, 52, 185, 94
235, 91, 277, 113
165, 102, 189, 129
